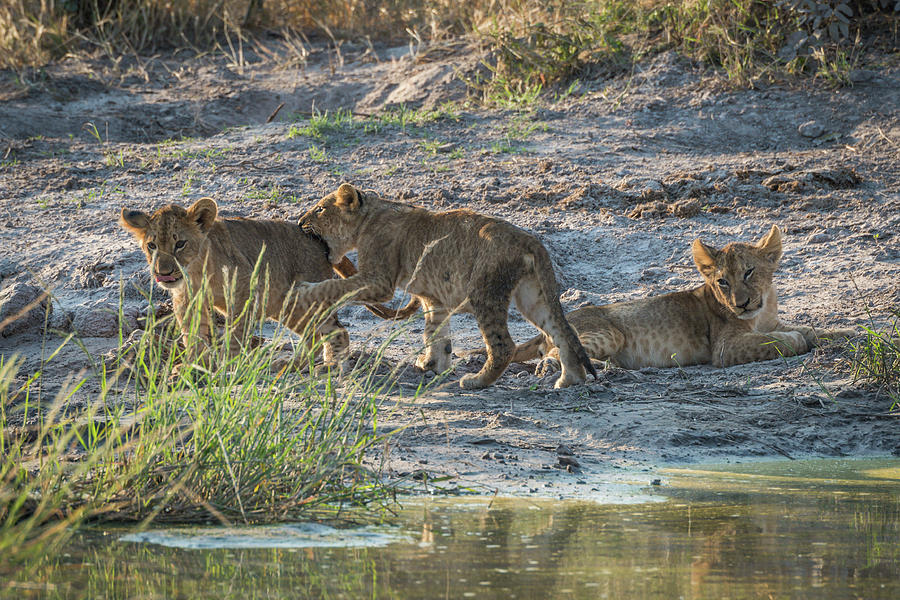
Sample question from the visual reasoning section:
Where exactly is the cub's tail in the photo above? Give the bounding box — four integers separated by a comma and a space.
531, 245, 598, 380
511, 333, 547, 362
332, 256, 421, 320
459, 333, 546, 362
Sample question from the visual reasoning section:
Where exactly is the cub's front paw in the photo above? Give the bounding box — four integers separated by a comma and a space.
459, 373, 488, 390
818, 328, 856, 343
771, 331, 809, 355
553, 370, 585, 389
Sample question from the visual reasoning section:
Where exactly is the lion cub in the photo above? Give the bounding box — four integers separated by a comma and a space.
294, 183, 597, 389
120, 197, 408, 367
508, 225, 853, 373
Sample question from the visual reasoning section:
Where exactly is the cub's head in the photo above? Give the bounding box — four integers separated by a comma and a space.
120, 198, 217, 289
692, 225, 783, 320
298, 183, 370, 262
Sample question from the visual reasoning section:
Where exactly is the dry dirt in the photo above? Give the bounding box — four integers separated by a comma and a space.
1, 39, 899, 500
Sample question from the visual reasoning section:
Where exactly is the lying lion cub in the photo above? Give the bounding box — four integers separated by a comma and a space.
507, 225, 853, 373
294, 183, 597, 389
120, 198, 412, 368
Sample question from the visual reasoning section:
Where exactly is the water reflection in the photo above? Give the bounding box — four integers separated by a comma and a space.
3, 459, 898, 599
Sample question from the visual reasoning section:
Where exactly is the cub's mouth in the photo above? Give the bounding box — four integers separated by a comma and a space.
301, 224, 330, 254
154, 273, 182, 285
735, 302, 763, 320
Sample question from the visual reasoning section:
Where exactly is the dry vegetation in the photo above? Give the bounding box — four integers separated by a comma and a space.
2, 1, 898, 88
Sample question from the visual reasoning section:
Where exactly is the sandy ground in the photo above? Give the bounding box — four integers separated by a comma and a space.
1, 38, 898, 499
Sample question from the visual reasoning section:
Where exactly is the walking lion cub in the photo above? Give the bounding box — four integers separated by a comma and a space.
294, 183, 597, 389
507, 225, 853, 373
120, 197, 411, 367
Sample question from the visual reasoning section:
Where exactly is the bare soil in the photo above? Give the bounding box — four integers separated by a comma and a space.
2, 40, 898, 499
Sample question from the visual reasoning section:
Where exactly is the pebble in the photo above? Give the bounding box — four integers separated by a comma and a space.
798, 121, 824, 138
806, 232, 833, 244
640, 266, 667, 280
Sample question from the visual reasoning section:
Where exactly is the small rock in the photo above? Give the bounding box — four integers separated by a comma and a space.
650, 479, 662, 486
640, 267, 667, 281
806, 232, 833, 245
849, 70, 873, 83
798, 121, 824, 138
0, 282, 51, 337
556, 444, 575, 456
557, 455, 580, 469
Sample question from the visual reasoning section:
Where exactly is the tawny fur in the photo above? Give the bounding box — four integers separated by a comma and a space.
120, 198, 409, 367
505, 226, 854, 374
295, 183, 597, 389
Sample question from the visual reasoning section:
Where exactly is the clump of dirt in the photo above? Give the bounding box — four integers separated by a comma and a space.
627, 197, 702, 219
0, 282, 50, 337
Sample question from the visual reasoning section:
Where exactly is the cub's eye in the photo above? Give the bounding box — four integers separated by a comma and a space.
717, 278, 729, 288
147, 242, 157, 251
175, 240, 186, 250
743, 268, 754, 280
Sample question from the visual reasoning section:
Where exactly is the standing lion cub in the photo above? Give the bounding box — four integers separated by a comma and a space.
294, 183, 597, 389
504, 225, 854, 373
120, 197, 410, 368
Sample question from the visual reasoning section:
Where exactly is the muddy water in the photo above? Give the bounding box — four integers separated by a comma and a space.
6, 459, 899, 599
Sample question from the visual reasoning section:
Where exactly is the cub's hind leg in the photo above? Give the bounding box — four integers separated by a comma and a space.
512, 277, 589, 388
317, 314, 350, 368
415, 299, 452, 374
281, 301, 350, 371
460, 271, 517, 390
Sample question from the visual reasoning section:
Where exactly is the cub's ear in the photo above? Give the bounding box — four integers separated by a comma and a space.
335, 183, 362, 210
120, 207, 150, 238
692, 238, 720, 277
187, 197, 218, 233
755, 224, 783, 264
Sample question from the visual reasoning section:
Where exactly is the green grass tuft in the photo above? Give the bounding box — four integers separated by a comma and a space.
1, 263, 419, 569
848, 313, 900, 409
